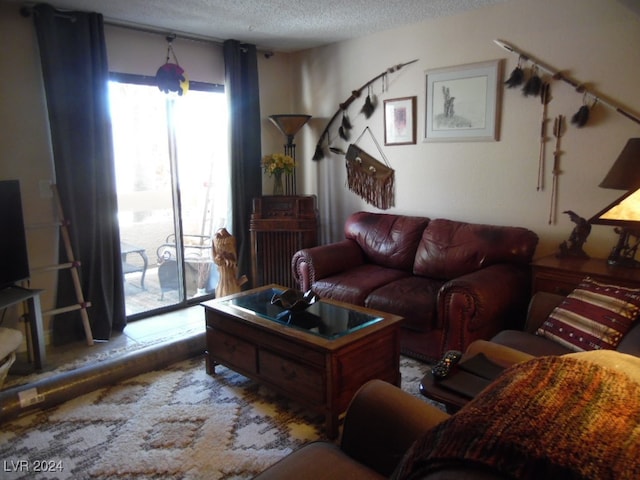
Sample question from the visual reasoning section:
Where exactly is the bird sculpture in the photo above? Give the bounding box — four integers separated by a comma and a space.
557, 210, 591, 258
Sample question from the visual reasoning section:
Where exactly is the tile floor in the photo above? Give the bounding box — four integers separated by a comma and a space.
11, 305, 205, 376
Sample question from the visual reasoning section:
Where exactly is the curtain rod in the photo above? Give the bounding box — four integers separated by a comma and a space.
105, 18, 224, 46
19, 4, 274, 57
105, 20, 274, 57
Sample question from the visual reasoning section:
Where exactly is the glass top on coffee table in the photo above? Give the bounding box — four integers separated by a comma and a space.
219, 287, 383, 339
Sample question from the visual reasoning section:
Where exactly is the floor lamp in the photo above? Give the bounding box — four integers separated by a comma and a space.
269, 114, 311, 195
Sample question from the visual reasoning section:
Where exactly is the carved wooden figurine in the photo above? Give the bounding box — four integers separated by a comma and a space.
213, 228, 247, 297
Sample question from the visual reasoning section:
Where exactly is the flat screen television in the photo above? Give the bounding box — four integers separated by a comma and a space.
0, 180, 31, 290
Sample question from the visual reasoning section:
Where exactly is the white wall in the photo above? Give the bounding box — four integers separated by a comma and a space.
1, 0, 639, 340
0, 3, 58, 331
294, 0, 640, 258
258, 51, 298, 192
104, 25, 225, 84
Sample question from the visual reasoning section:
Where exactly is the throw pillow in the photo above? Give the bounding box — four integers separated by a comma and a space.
536, 277, 640, 351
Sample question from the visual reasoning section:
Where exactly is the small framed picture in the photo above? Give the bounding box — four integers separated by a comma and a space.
384, 96, 417, 146
424, 60, 501, 142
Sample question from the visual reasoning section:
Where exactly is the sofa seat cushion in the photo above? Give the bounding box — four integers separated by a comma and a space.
365, 277, 445, 332
536, 277, 640, 352
255, 441, 385, 480
491, 329, 572, 357
313, 264, 410, 306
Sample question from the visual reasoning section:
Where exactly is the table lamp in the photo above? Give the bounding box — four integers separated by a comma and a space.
269, 114, 311, 195
589, 138, 640, 267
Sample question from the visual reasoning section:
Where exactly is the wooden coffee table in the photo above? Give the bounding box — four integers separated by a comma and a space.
202, 284, 403, 438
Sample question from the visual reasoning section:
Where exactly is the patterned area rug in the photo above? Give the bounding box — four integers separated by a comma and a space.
0, 355, 436, 480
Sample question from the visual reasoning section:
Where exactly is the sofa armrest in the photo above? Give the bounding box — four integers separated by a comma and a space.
292, 239, 365, 291
439, 264, 531, 353
340, 379, 449, 477
524, 291, 564, 332
465, 339, 535, 367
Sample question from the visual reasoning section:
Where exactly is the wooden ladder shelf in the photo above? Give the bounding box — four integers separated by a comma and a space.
29, 184, 93, 346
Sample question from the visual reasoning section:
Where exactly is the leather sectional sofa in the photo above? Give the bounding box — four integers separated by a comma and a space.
255, 351, 640, 479
491, 291, 640, 358
292, 211, 539, 361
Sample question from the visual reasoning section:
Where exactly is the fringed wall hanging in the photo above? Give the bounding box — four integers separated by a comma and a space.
345, 127, 395, 210
313, 59, 418, 161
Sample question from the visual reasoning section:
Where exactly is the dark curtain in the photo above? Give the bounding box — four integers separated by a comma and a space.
32, 4, 125, 343
223, 40, 262, 286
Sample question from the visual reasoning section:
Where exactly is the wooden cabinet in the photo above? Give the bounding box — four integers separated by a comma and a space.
531, 255, 640, 296
250, 196, 318, 289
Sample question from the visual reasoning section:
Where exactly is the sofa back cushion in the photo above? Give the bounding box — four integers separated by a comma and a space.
413, 218, 539, 280
345, 212, 430, 271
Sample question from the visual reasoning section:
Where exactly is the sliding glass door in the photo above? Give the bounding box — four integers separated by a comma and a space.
109, 78, 229, 318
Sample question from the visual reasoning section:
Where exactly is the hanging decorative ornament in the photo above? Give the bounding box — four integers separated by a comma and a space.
339, 110, 352, 140
505, 55, 526, 88
346, 127, 395, 210
312, 59, 418, 161
537, 82, 551, 191
522, 64, 542, 97
571, 93, 595, 128
361, 85, 377, 118
156, 35, 189, 96
313, 143, 325, 161
338, 125, 349, 141
341, 110, 352, 130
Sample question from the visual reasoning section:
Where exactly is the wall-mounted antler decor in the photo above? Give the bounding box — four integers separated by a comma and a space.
312, 59, 418, 161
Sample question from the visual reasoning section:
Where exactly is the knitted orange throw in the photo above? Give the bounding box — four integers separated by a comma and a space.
394, 356, 640, 480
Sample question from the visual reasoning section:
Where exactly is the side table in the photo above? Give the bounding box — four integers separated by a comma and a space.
0, 286, 45, 370
419, 368, 469, 413
420, 352, 505, 413
420, 340, 535, 412
531, 255, 640, 296
120, 242, 148, 289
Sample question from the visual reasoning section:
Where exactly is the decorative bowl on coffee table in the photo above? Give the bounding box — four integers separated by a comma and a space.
270, 289, 319, 313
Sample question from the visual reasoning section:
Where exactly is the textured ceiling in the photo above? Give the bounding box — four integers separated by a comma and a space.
10, 0, 511, 51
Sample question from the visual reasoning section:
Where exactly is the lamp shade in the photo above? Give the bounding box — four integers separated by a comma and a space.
269, 114, 311, 143
589, 138, 640, 267
598, 138, 640, 190
590, 138, 640, 227
589, 189, 640, 227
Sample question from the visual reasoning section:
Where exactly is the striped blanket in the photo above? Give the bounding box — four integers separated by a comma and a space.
394, 354, 640, 479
